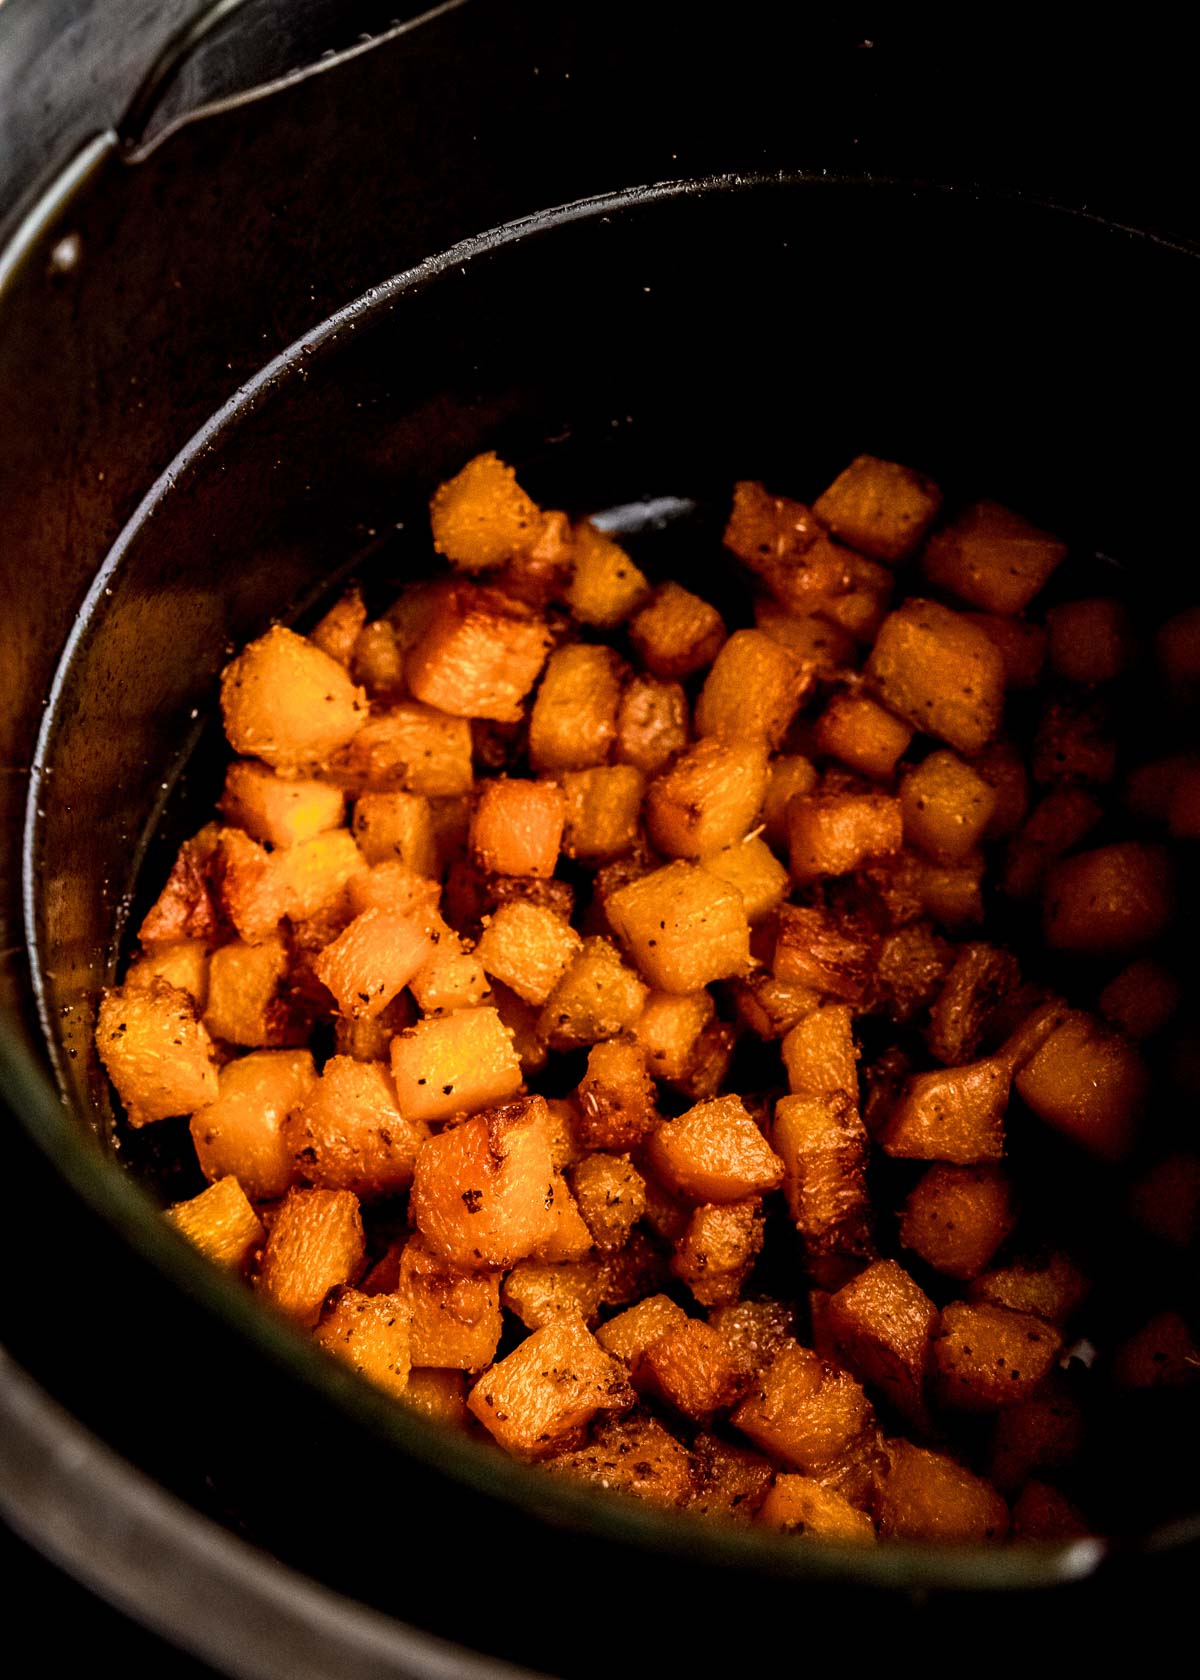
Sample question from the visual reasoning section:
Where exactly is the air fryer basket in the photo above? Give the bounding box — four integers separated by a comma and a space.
2, 8, 1198, 1675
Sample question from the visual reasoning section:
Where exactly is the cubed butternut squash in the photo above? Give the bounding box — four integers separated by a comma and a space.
645, 737, 768, 859
900, 750, 997, 863
922, 500, 1066, 614
314, 1288, 411, 1398
813, 691, 914, 782
724, 480, 850, 603
221, 760, 345, 849
633, 988, 715, 1079
969, 1252, 1090, 1327
389, 1006, 522, 1122
544, 1411, 693, 1504
826, 1260, 937, 1428
647, 1095, 785, 1203
327, 700, 474, 798
933, 1302, 1062, 1410
772, 904, 876, 1004
1014, 1011, 1146, 1160
560, 766, 645, 862
569, 1153, 646, 1253
1043, 841, 1174, 956
773, 1093, 873, 1286
529, 643, 625, 771
758, 1476, 876, 1541
475, 900, 582, 1005
405, 583, 552, 722
613, 674, 689, 776
501, 1261, 605, 1330
164, 1176, 263, 1270
282, 1055, 427, 1198
812, 455, 942, 563
470, 777, 565, 877
313, 905, 435, 1020
538, 936, 648, 1049
256, 1186, 365, 1327
671, 1199, 764, 1309
694, 629, 810, 747
220, 625, 367, 772
410, 1095, 555, 1267
203, 932, 292, 1048
877, 1440, 1008, 1541
429, 450, 543, 571
467, 1315, 633, 1459
640, 1318, 744, 1422
574, 1036, 657, 1150
351, 791, 437, 874
96, 980, 219, 1127
867, 599, 1005, 754
961, 612, 1047, 689
189, 1048, 316, 1200
699, 835, 789, 923
1001, 786, 1103, 900
927, 943, 1021, 1066
781, 1005, 857, 1099
787, 790, 902, 883
565, 519, 651, 627
881, 1058, 1009, 1165
732, 1342, 875, 1472
398, 1237, 503, 1370
899, 1165, 1016, 1281
628, 581, 726, 680
607, 861, 751, 994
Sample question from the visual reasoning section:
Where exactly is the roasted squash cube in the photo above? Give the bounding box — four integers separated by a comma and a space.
597, 1294, 690, 1365
733, 1342, 875, 1471
934, 1302, 1062, 1410
569, 1153, 646, 1253
781, 1005, 857, 1099
328, 700, 474, 798
467, 1315, 633, 1458
1014, 1011, 1146, 1161
695, 629, 810, 747
641, 1318, 744, 1422
645, 737, 768, 859
530, 643, 625, 773
1047, 596, 1136, 685
535, 1173, 595, 1264
755, 597, 858, 675
311, 586, 367, 665
565, 519, 651, 626
405, 583, 552, 723
501, 1261, 605, 1330
899, 1165, 1016, 1281
867, 599, 1005, 754
314, 1288, 412, 1398
699, 835, 789, 923
470, 777, 565, 877
989, 1383, 1086, 1492
313, 905, 435, 1020
407, 916, 490, 1015
256, 1186, 365, 1327
708, 1298, 796, 1379
389, 1006, 522, 1122
633, 988, 715, 1079
922, 500, 1066, 615
398, 1237, 503, 1370
96, 980, 219, 1127
773, 1094, 872, 1286
560, 765, 645, 862
813, 691, 913, 782
1043, 841, 1174, 957
927, 942, 1021, 1066
189, 1048, 315, 1200
538, 935, 647, 1049
429, 450, 544, 570
763, 754, 820, 848
400, 1368, 469, 1426
881, 1058, 1009, 1165
574, 1036, 656, 1150
351, 791, 437, 874
872, 921, 955, 1025
759, 1475, 876, 1541
648, 1095, 785, 1203
961, 612, 1046, 690
772, 903, 876, 1004
138, 824, 224, 947
165, 1176, 264, 1270
352, 619, 405, 700
671, 1199, 764, 1308
410, 1096, 555, 1267
544, 1411, 694, 1504
900, 750, 997, 864
787, 790, 902, 883
969, 1251, 1090, 1325
629, 581, 726, 680
283, 1055, 426, 1198
689, 1434, 775, 1521
812, 455, 941, 563
826, 1260, 936, 1428
877, 1440, 1008, 1541
724, 480, 849, 603
220, 625, 367, 772
221, 760, 345, 849
475, 899, 581, 1006
607, 860, 750, 994
614, 674, 689, 775
202, 933, 291, 1047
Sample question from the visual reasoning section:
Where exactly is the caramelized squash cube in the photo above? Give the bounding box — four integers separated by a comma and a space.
772, 904, 876, 1004
754, 597, 858, 675
724, 480, 849, 603
575, 1036, 656, 1150
501, 1261, 605, 1330
614, 674, 689, 775
933, 1302, 1062, 1410
405, 584, 552, 722
597, 1294, 690, 1365
872, 921, 955, 1025
189, 1048, 315, 1199
645, 737, 768, 859
569, 1153, 646, 1253
410, 1096, 555, 1268
351, 791, 437, 874
138, 824, 224, 947
282, 1055, 427, 1198
311, 587, 367, 665
763, 754, 820, 848
877, 1440, 1008, 1541
470, 777, 565, 877
633, 989, 715, 1080
927, 942, 1021, 1066
647, 1094, 785, 1203
565, 519, 651, 627
781, 1004, 857, 1099
899, 1165, 1016, 1281
256, 1186, 365, 1327
529, 643, 625, 771
429, 450, 543, 570
407, 916, 489, 1015
165, 1176, 264, 1270
689, 1434, 774, 1521
544, 1411, 693, 1504
700, 835, 789, 922
475, 900, 582, 1005
813, 454, 941, 563
922, 500, 1066, 614
732, 972, 822, 1041
759, 1476, 876, 1541
467, 1315, 633, 1459
607, 861, 750, 993
313, 905, 435, 1019
867, 599, 1005, 754
671, 1199, 765, 1308
314, 1288, 412, 1398
329, 701, 474, 797
694, 629, 810, 746
773, 1094, 873, 1285
220, 625, 367, 772
629, 581, 726, 680
351, 619, 405, 700
1014, 1011, 1146, 1160
560, 766, 645, 862
900, 750, 997, 864
707, 1298, 796, 1379
538, 936, 648, 1048
881, 1058, 1009, 1165
641, 1318, 744, 1422
733, 1342, 875, 1472
202, 933, 291, 1047
826, 1260, 937, 1428
96, 980, 218, 1127
1043, 841, 1174, 957
221, 761, 345, 849
389, 1006, 522, 1122
787, 790, 902, 883
813, 692, 914, 782
398, 1237, 503, 1370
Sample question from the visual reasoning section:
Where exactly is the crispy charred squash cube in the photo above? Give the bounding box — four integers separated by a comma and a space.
758, 1475, 876, 1541
876, 1440, 1008, 1541
475, 900, 582, 1005
221, 761, 345, 849
922, 500, 1066, 614
470, 777, 566, 878
1047, 597, 1136, 684
671, 1199, 765, 1308
962, 612, 1047, 690
1014, 1011, 1146, 1161
899, 1165, 1016, 1281
647, 1094, 785, 1203
772, 904, 876, 1005
329, 700, 474, 797
529, 643, 625, 771
813, 691, 913, 782
405, 584, 552, 723
202, 933, 291, 1048
812, 455, 941, 563
313, 905, 435, 1020
689, 1435, 774, 1521
389, 1005, 522, 1122
569, 1153, 646, 1253
633, 988, 715, 1079
628, 581, 726, 680
560, 766, 645, 862
189, 1048, 315, 1199
565, 519, 651, 627
596, 1293, 690, 1365
538, 935, 647, 1048
699, 835, 789, 923
429, 451, 544, 570
927, 942, 1021, 1066
614, 674, 689, 775
220, 625, 367, 772
933, 1302, 1062, 1410
969, 1251, 1090, 1325
501, 1261, 605, 1330
826, 1260, 937, 1428
1001, 785, 1103, 900
607, 861, 750, 994
763, 754, 820, 848
544, 1411, 694, 1504
574, 1036, 656, 1150
732, 1342, 875, 1472
467, 1314, 634, 1459
1043, 841, 1174, 956
787, 790, 903, 883
781, 1004, 858, 1099
138, 824, 224, 947
724, 479, 849, 604
314, 1288, 412, 1398
640, 1318, 744, 1422
398, 1237, 503, 1370
694, 629, 810, 747
867, 599, 1005, 755
645, 737, 768, 859
881, 1058, 1009, 1165
165, 1176, 264, 1269
773, 1093, 872, 1286
351, 791, 437, 874
256, 1186, 365, 1327
96, 980, 219, 1126
282, 1055, 427, 1199
899, 750, 997, 864
217, 827, 364, 945
409, 1096, 555, 1268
